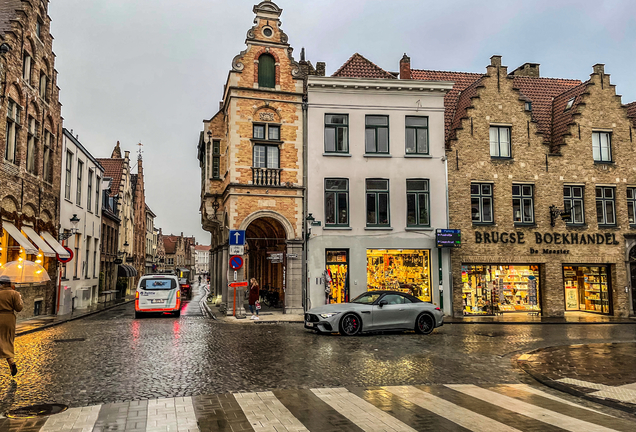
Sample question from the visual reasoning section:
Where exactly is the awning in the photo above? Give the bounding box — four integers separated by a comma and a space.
2, 222, 38, 255
21, 226, 57, 258
118, 264, 138, 278
41, 231, 71, 259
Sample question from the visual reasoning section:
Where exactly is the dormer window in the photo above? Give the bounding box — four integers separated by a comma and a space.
524, 101, 532, 111
564, 97, 575, 112
258, 54, 276, 88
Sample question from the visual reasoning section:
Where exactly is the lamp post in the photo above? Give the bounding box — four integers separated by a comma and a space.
59, 214, 81, 241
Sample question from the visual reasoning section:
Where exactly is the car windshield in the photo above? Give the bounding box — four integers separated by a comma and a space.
141, 278, 176, 290
351, 292, 382, 304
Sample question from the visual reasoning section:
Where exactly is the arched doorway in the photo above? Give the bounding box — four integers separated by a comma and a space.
245, 217, 288, 309
630, 246, 636, 314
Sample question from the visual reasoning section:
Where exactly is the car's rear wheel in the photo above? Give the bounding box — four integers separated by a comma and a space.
339, 313, 361, 336
173, 310, 181, 318
135, 311, 143, 319
415, 313, 435, 335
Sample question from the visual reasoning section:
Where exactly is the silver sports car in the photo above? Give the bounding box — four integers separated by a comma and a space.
304, 290, 444, 336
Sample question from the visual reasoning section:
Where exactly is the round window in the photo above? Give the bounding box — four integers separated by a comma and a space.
263, 27, 273, 37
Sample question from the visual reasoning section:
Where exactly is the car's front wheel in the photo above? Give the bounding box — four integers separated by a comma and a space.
339, 313, 362, 336
415, 313, 435, 335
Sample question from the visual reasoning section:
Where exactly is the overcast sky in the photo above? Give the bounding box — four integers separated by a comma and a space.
48, 0, 636, 244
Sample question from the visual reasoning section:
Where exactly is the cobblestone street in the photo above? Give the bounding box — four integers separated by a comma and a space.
1, 284, 636, 430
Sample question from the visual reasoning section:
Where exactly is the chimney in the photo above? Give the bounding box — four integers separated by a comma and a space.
593, 64, 605, 75
511, 63, 540, 77
300, 47, 306, 62
316, 62, 326, 77
124, 150, 130, 161
400, 54, 411, 80
490, 55, 502, 67
181, 232, 183, 237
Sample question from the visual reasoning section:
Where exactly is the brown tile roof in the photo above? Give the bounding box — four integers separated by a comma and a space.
626, 101, 636, 127
448, 77, 485, 141
332, 53, 396, 79
512, 76, 582, 146
96, 158, 125, 197
411, 70, 483, 141
550, 81, 590, 150
163, 236, 178, 254
194, 245, 209, 251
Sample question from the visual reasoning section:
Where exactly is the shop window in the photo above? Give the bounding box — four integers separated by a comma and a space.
471, 183, 493, 224
366, 179, 390, 227
326, 250, 348, 303
26, 116, 38, 175
563, 265, 611, 314
258, 54, 276, 88
592, 131, 612, 162
367, 249, 430, 302
5, 99, 20, 164
365, 115, 389, 154
462, 265, 540, 315
405, 116, 428, 155
563, 185, 585, 225
324, 114, 348, 153
596, 186, 616, 226
77, 160, 84, 206
325, 179, 349, 227
512, 184, 534, 224
627, 187, 636, 226
65, 151, 73, 200
406, 179, 429, 227
212, 140, 220, 179
253, 145, 279, 169
489, 126, 511, 158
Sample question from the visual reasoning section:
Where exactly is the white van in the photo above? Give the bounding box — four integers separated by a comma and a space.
135, 274, 181, 318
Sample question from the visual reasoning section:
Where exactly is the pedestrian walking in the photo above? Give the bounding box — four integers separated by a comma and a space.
0, 276, 23, 377
248, 278, 260, 320
198, 275, 202, 285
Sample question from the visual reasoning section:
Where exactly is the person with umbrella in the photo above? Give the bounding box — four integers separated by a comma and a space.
0, 275, 23, 376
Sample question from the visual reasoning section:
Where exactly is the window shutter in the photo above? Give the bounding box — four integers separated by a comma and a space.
258, 54, 276, 88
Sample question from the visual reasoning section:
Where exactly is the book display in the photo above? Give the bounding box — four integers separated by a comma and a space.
366, 249, 431, 302
461, 264, 541, 315
562, 265, 611, 314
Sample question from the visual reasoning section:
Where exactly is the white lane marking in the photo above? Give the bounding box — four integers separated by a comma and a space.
506, 384, 613, 416
40, 405, 101, 432
311, 387, 417, 432
234, 391, 309, 432
146, 396, 199, 432
447, 384, 618, 432
385, 385, 520, 432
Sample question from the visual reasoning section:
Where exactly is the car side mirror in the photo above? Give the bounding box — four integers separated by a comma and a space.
379, 300, 388, 307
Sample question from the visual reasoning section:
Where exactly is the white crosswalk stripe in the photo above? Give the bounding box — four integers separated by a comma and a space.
311, 387, 417, 432
384, 385, 522, 432
145, 396, 199, 432
234, 391, 310, 432
40, 405, 100, 432
447, 384, 618, 432
504, 383, 613, 416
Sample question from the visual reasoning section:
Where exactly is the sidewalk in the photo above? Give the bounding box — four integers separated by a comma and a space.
445, 311, 636, 324
517, 342, 636, 413
16, 296, 135, 336
208, 300, 303, 325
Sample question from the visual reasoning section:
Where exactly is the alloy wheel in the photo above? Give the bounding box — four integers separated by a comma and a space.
417, 314, 434, 335
341, 314, 360, 336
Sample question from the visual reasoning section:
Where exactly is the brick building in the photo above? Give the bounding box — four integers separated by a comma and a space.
400, 55, 636, 318
161, 232, 194, 276
156, 228, 166, 273
198, 1, 305, 314
0, 0, 64, 318
100, 177, 120, 295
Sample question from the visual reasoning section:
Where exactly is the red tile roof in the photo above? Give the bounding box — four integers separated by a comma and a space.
448, 77, 485, 141
626, 101, 636, 127
195, 245, 209, 251
332, 53, 396, 79
96, 158, 125, 197
550, 81, 590, 150
411, 70, 483, 141
163, 236, 178, 254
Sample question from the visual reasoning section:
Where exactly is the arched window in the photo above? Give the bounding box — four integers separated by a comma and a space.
258, 54, 275, 88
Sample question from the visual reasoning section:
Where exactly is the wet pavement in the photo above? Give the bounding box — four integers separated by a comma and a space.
1, 283, 636, 416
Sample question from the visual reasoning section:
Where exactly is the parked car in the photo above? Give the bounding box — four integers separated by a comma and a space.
135, 274, 182, 318
304, 290, 443, 336
177, 268, 192, 299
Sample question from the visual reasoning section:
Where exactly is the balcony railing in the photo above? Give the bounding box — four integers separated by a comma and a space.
252, 167, 281, 186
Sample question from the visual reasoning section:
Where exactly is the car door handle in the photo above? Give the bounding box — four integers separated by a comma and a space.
362, 311, 371, 314
399, 309, 405, 311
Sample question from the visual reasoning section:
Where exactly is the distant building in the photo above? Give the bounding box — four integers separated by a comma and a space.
194, 244, 210, 276
100, 178, 120, 297
145, 205, 156, 274
131, 154, 147, 280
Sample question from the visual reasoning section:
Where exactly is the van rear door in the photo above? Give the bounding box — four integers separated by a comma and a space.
138, 277, 178, 311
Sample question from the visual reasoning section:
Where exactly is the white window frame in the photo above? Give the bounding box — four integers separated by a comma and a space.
592, 131, 612, 162
489, 126, 511, 158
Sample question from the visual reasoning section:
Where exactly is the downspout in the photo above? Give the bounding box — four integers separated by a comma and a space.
302, 98, 309, 312
444, 155, 452, 317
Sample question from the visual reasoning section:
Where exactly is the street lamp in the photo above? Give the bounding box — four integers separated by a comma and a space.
305, 213, 315, 241
59, 214, 81, 241
212, 199, 220, 220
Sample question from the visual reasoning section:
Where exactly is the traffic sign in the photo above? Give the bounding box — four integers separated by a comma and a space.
229, 255, 244, 270
229, 245, 244, 256
229, 230, 245, 246
58, 247, 74, 264
229, 281, 249, 288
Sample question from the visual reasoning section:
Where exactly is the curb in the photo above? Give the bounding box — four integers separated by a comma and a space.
16, 299, 135, 337
515, 346, 636, 415
199, 285, 216, 320
254, 320, 304, 325
445, 320, 636, 325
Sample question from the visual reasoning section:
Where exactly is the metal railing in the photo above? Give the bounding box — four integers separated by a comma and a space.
252, 167, 281, 186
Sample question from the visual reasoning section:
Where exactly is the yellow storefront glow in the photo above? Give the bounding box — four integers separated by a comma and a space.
366, 249, 431, 302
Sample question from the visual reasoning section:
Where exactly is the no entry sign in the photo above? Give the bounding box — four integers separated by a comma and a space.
58, 247, 74, 264
229, 255, 244, 270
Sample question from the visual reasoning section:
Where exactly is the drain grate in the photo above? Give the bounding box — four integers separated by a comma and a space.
5, 404, 68, 418
53, 338, 86, 343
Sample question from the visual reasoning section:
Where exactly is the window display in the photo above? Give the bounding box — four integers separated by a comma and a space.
462, 264, 540, 315
563, 265, 611, 314
366, 249, 431, 302
326, 250, 348, 304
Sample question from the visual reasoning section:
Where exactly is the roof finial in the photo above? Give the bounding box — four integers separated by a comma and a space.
137, 141, 143, 161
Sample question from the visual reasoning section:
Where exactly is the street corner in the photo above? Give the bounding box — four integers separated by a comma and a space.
516, 342, 636, 413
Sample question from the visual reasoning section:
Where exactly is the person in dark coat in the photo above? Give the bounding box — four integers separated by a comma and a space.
0, 276, 23, 377
248, 278, 260, 320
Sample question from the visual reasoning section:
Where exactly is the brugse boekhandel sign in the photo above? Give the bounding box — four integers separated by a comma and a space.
474, 230, 620, 255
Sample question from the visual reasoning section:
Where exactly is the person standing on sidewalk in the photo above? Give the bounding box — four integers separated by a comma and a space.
248, 278, 260, 320
0, 276, 23, 377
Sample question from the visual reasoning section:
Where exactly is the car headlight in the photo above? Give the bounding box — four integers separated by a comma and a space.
319, 312, 341, 319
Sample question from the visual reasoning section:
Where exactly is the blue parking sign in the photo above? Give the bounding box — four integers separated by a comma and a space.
229, 230, 245, 246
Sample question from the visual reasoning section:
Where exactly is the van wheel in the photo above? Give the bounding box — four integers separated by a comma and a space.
173, 310, 181, 318
135, 311, 142, 319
